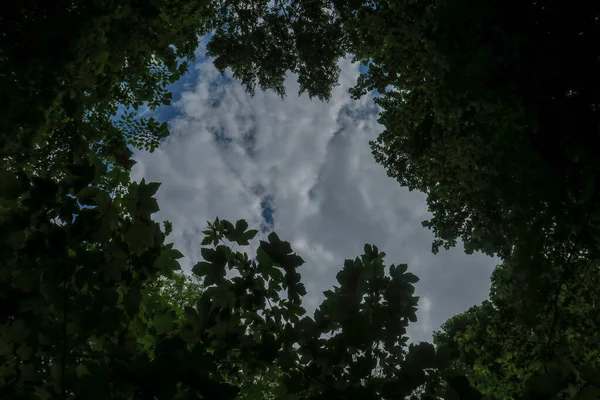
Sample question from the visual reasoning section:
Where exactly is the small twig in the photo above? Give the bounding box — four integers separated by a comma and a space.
277, 0, 294, 25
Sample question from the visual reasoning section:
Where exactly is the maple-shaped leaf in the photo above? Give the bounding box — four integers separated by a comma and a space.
193, 261, 225, 286
235, 219, 249, 233
124, 219, 154, 254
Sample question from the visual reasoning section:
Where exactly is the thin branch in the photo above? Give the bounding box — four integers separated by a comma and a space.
277, 0, 294, 25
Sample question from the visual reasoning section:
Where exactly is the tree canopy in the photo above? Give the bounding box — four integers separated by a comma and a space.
204, 0, 600, 263
1, 0, 211, 176
2, 0, 600, 399
434, 255, 600, 399
0, 160, 458, 399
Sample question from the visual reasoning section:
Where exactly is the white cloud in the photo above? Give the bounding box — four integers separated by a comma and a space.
132, 50, 498, 343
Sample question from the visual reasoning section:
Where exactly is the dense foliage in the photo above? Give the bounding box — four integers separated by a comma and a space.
356, 1, 600, 263
1, 0, 210, 176
0, 164, 467, 399
433, 254, 600, 399
205, 0, 600, 263
2, 0, 600, 399
205, 0, 347, 101
0, 0, 475, 390
204, 4, 600, 394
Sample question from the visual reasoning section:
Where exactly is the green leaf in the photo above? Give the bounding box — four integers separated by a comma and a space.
163, 220, 173, 236
180, 327, 198, 344
390, 263, 409, 278
193, 261, 211, 276
77, 185, 99, 201
235, 219, 249, 233
64, 163, 96, 189
122, 182, 139, 215
206, 285, 236, 311
267, 266, 284, 282
193, 261, 225, 286
93, 191, 112, 211
76, 364, 91, 378
20, 363, 36, 382
16, 345, 33, 360
139, 196, 160, 216
155, 251, 182, 275
144, 181, 161, 197
166, 248, 185, 259
244, 229, 259, 241
124, 219, 154, 254
222, 219, 235, 233
153, 312, 175, 335
267, 232, 281, 245
256, 247, 273, 269
404, 272, 419, 284
50, 363, 62, 383
184, 306, 203, 330
33, 387, 52, 400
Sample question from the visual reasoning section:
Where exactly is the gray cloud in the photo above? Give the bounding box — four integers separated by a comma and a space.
132, 53, 498, 343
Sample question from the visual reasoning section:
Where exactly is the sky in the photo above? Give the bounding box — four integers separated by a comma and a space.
130, 41, 498, 344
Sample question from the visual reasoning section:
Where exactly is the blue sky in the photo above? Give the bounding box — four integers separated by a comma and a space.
125, 48, 374, 243
130, 39, 498, 343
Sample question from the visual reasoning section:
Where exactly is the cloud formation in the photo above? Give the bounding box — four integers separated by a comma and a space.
131, 51, 498, 343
